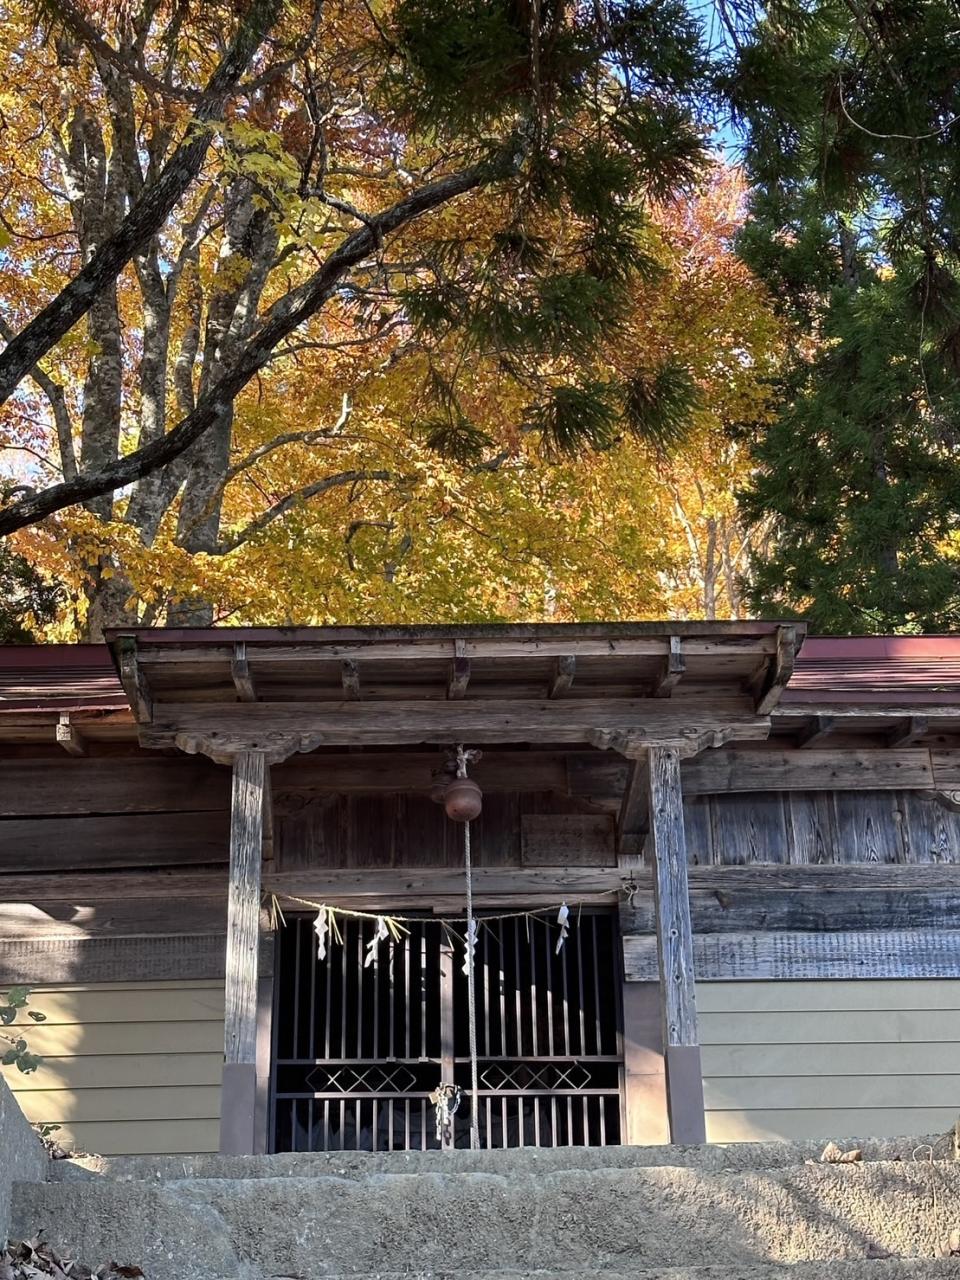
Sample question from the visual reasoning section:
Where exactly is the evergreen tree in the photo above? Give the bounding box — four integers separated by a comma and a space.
722, 0, 960, 631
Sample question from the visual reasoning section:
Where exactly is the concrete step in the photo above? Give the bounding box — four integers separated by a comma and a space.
13, 1159, 960, 1280
244, 1270, 960, 1280
95, 1269, 960, 1280
48, 1133, 947, 1182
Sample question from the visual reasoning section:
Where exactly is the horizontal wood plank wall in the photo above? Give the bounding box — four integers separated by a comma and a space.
698, 979, 960, 1142
0, 980, 225, 1156
274, 790, 607, 869
684, 789, 960, 866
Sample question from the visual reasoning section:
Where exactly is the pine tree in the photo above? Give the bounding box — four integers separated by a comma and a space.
722, 0, 960, 631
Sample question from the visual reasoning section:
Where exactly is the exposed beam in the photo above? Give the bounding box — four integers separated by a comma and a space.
549, 655, 576, 698
624, 927, 960, 981
681, 747, 933, 794
618, 757, 649, 856
622, 885, 960, 935
144, 699, 769, 764
341, 660, 361, 700
448, 640, 471, 700
133, 626, 785, 664
646, 745, 705, 1143
653, 635, 684, 698
267, 866, 622, 901
55, 712, 85, 756
231, 643, 256, 702
795, 715, 836, 748
886, 715, 929, 748
4, 861, 960, 907
774, 703, 960, 718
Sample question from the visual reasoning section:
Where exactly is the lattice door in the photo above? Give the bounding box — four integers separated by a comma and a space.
270, 908, 623, 1151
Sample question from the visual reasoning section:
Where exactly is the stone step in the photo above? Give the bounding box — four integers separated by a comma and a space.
90, 1269, 960, 1280
13, 1160, 960, 1280
49, 1133, 946, 1183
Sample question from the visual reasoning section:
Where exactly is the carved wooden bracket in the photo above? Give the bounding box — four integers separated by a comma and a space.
927, 789, 960, 815
174, 729, 329, 767
588, 718, 770, 761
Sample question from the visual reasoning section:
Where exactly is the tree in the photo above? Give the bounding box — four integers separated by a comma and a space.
723, 0, 960, 631
0, 547, 61, 642
0, 0, 714, 633
14, 163, 781, 630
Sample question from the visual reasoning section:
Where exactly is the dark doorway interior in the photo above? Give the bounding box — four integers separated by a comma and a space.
270, 907, 623, 1151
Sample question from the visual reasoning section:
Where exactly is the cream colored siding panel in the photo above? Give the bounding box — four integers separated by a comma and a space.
18, 983, 225, 1024
701, 978, 960, 1142
703, 1040, 960, 1077
1, 980, 224, 1157
697, 979, 960, 1013
11, 1053, 223, 1092
706, 1108, 957, 1144
703, 1074, 960, 1110
14, 1085, 221, 1124
21, 1020, 223, 1057
46, 1119, 221, 1157
699, 1009, 960, 1043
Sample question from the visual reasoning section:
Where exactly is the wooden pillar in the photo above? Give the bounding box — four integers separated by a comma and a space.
220, 750, 267, 1156
647, 745, 706, 1144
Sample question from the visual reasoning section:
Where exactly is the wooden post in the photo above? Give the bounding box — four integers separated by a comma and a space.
647, 745, 706, 1144
220, 750, 267, 1155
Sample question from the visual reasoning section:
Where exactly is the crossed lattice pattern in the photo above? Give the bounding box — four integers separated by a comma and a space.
479, 1061, 592, 1092
304, 1063, 418, 1095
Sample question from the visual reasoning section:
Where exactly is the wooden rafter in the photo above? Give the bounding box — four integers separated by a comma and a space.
231, 643, 256, 702
795, 714, 835, 748
886, 715, 928, 748
753, 624, 799, 715
55, 712, 85, 756
115, 635, 152, 722
549, 655, 576, 698
447, 640, 470, 699
653, 635, 684, 698
341, 660, 361, 700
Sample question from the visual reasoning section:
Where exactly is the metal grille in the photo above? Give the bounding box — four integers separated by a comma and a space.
270, 909, 623, 1152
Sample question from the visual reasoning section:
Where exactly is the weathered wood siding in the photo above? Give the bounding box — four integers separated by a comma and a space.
699, 979, 960, 1142
275, 787, 960, 870
275, 791, 612, 869
0, 980, 224, 1156
684, 789, 960, 865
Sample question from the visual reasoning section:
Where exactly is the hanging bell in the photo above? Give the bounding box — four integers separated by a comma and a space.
443, 776, 483, 822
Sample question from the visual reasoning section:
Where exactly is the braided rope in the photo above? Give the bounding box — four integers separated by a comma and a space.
457, 744, 481, 1151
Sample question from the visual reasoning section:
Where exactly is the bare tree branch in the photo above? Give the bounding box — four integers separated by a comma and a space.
0, 161, 498, 535
0, 316, 77, 481
222, 393, 352, 487
0, 0, 284, 407
215, 467, 396, 553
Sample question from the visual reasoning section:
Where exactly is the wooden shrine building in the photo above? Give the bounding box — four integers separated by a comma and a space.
3, 622, 960, 1157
